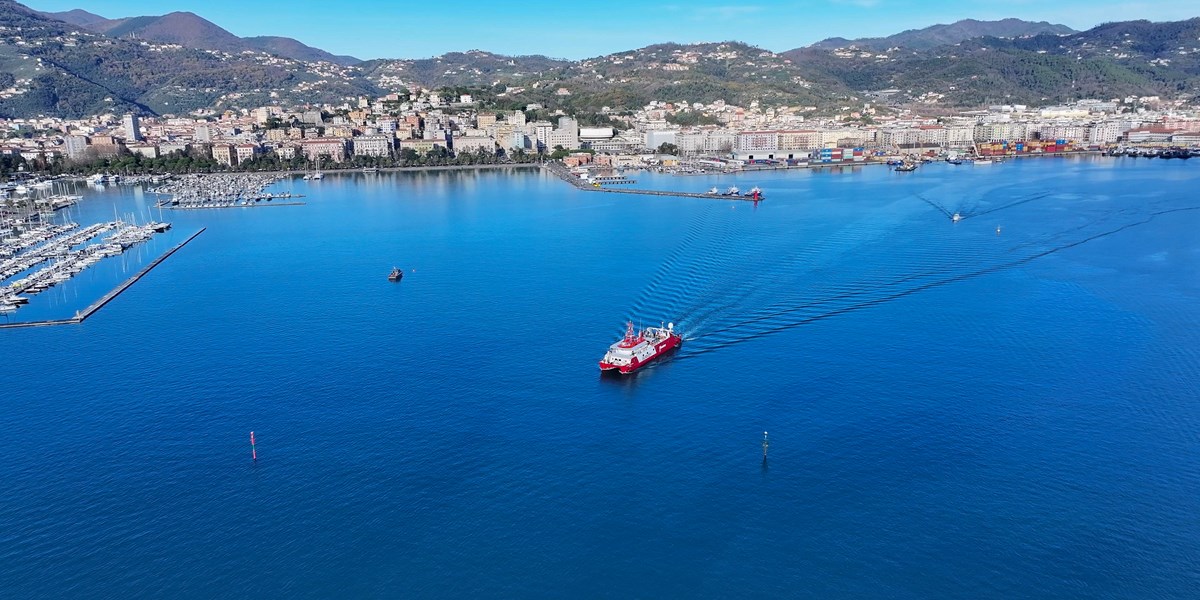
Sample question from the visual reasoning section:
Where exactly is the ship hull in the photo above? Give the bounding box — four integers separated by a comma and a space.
599, 335, 682, 374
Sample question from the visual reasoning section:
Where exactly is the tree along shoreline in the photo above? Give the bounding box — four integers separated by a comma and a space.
9, 146, 547, 178
59, 162, 545, 180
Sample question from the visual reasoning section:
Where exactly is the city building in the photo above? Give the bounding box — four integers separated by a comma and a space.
300, 138, 347, 162
352, 135, 393, 157
123, 114, 142, 142
212, 143, 235, 166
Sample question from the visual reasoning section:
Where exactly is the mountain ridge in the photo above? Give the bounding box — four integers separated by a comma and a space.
37, 7, 362, 66
808, 18, 1076, 50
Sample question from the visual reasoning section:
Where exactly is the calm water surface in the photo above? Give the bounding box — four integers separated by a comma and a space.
1, 157, 1198, 598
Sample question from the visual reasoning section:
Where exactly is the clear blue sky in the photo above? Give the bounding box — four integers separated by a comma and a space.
23, 0, 1200, 60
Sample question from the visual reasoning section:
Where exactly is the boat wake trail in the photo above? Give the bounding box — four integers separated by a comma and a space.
680, 204, 1200, 357
625, 181, 1200, 360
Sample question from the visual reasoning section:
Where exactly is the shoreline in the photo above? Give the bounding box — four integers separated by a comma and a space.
63, 162, 543, 181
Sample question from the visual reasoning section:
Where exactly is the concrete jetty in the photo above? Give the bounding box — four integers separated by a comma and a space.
0, 228, 205, 330
544, 162, 762, 201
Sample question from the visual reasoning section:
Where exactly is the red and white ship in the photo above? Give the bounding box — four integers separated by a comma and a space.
599, 321, 682, 374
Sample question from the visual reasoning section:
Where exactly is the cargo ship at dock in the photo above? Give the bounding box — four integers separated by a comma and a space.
599, 322, 682, 374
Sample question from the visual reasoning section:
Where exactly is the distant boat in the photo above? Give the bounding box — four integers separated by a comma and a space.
895, 162, 918, 172
952, 213, 962, 222
388, 267, 403, 281
707, 187, 719, 194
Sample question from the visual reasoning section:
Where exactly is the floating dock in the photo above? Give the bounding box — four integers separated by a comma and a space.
165, 201, 306, 210
0, 228, 205, 329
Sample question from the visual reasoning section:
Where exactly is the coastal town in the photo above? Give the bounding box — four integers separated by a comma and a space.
1, 88, 1198, 180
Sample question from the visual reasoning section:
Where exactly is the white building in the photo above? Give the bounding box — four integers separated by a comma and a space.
1088, 122, 1124, 144
352, 135, 393, 157
122, 114, 142, 142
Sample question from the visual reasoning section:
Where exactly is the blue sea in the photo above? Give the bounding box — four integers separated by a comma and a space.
2, 157, 1199, 598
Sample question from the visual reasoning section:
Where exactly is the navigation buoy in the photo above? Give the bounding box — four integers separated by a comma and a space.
250, 431, 257, 461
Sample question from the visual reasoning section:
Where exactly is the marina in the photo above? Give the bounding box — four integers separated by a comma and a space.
150, 173, 305, 209
0, 227, 203, 329
1, 220, 172, 312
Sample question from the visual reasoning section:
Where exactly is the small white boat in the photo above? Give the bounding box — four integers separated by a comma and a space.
952, 213, 962, 222
0, 304, 17, 313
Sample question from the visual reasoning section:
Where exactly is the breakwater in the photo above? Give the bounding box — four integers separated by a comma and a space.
544, 162, 762, 201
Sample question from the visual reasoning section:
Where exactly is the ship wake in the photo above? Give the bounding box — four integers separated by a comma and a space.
625, 185, 1200, 360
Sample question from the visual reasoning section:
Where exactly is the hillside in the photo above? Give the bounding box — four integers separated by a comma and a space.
6, 1, 1200, 118
785, 18, 1200, 107
0, 0, 378, 118
38, 8, 107, 28
361, 50, 572, 90
810, 19, 1076, 50
365, 43, 849, 116
38, 7, 361, 66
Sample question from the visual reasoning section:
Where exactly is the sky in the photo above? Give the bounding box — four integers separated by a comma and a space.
22, 0, 1200, 61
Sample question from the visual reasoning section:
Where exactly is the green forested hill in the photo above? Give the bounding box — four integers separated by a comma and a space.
0, 0, 378, 118
784, 18, 1200, 106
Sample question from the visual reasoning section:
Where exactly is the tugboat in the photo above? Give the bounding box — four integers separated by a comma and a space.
895, 161, 918, 172
599, 321, 682, 374
388, 267, 403, 281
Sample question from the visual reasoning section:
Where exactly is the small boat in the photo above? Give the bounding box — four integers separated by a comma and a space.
707, 187, 719, 195
724, 186, 741, 196
952, 213, 962, 222
743, 186, 764, 200
895, 162, 918, 172
0, 304, 17, 313
4, 296, 29, 304
388, 267, 403, 281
